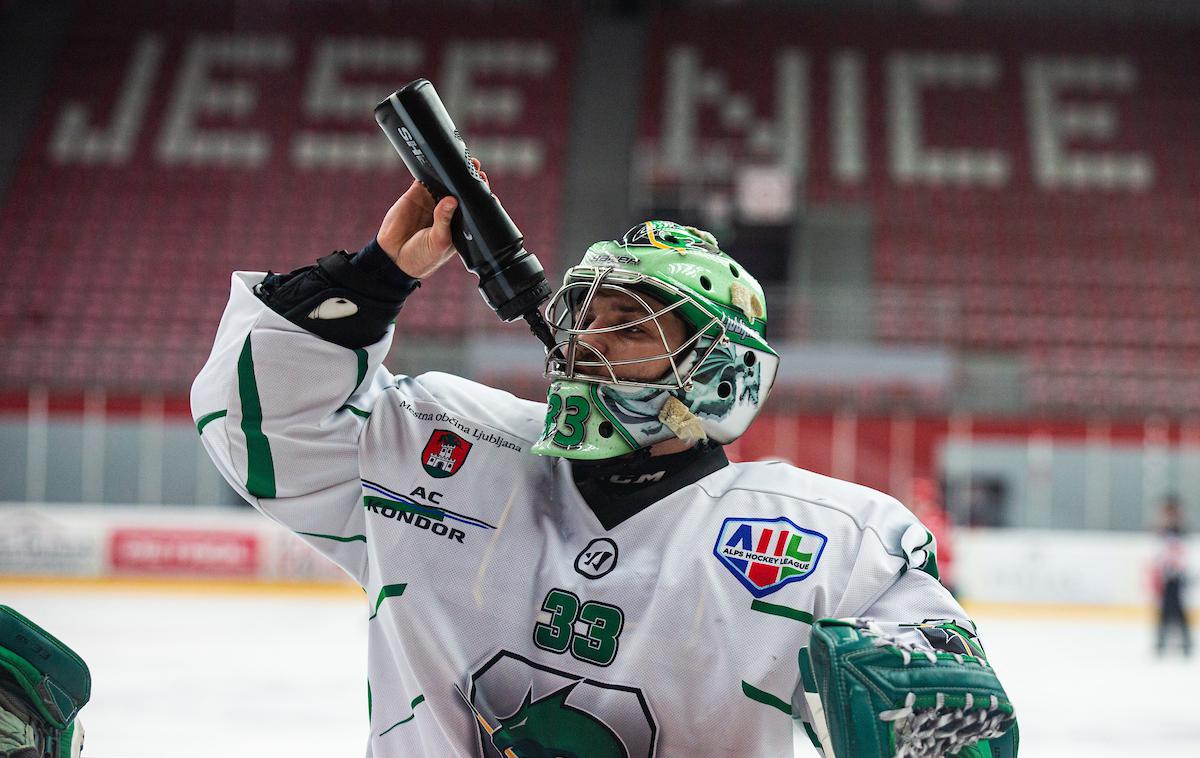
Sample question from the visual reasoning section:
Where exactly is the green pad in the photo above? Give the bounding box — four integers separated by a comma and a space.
808, 618, 1016, 758
0, 606, 90, 731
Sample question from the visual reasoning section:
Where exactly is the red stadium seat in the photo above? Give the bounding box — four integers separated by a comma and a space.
0, 3, 579, 392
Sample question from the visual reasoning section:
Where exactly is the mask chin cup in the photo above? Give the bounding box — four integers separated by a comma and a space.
531, 380, 675, 461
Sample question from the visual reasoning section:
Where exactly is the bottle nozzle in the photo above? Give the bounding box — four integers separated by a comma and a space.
523, 310, 557, 351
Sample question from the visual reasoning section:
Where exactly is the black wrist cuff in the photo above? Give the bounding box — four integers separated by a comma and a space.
350, 238, 423, 292
255, 246, 420, 349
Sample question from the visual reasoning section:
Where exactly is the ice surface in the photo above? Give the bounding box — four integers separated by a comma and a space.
3, 584, 1197, 757
3, 586, 368, 758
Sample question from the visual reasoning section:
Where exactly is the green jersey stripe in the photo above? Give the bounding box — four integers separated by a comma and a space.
296, 531, 366, 544
750, 599, 814, 625
378, 693, 426, 736
237, 335, 276, 498
364, 495, 443, 520
800, 719, 821, 749
368, 584, 408, 621
195, 409, 227, 434
354, 348, 368, 388
917, 528, 941, 580
741, 681, 792, 716
341, 348, 371, 407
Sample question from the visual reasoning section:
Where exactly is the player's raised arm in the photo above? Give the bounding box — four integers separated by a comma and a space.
189, 174, 470, 584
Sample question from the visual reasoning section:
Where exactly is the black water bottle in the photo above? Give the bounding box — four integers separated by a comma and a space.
375, 79, 555, 346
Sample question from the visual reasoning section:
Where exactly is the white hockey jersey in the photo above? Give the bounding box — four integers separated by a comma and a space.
193, 272, 972, 758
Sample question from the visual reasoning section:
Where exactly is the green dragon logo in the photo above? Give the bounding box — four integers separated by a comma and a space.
490, 682, 628, 758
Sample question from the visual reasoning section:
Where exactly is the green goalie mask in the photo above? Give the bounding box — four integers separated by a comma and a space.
531, 221, 780, 460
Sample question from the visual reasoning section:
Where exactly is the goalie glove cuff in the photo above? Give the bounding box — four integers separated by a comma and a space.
0, 606, 90, 758
255, 240, 421, 350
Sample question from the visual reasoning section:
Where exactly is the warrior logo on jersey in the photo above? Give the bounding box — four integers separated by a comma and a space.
421, 429, 472, 478
575, 538, 619, 579
469, 651, 657, 758
713, 517, 828, 598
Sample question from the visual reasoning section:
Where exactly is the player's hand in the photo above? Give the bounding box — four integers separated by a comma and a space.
376, 159, 488, 279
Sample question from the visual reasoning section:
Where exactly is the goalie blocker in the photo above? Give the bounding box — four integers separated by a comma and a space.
800, 618, 1017, 758
0, 606, 90, 758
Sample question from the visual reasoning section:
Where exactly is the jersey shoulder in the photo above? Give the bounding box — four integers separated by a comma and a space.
714, 459, 921, 542
388, 370, 546, 443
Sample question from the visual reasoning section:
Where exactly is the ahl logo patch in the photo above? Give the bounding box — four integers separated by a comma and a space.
713, 516, 828, 598
421, 429, 473, 478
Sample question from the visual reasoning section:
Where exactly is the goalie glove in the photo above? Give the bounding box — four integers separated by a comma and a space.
800, 618, 1017, 758
0, 606, 90, 758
